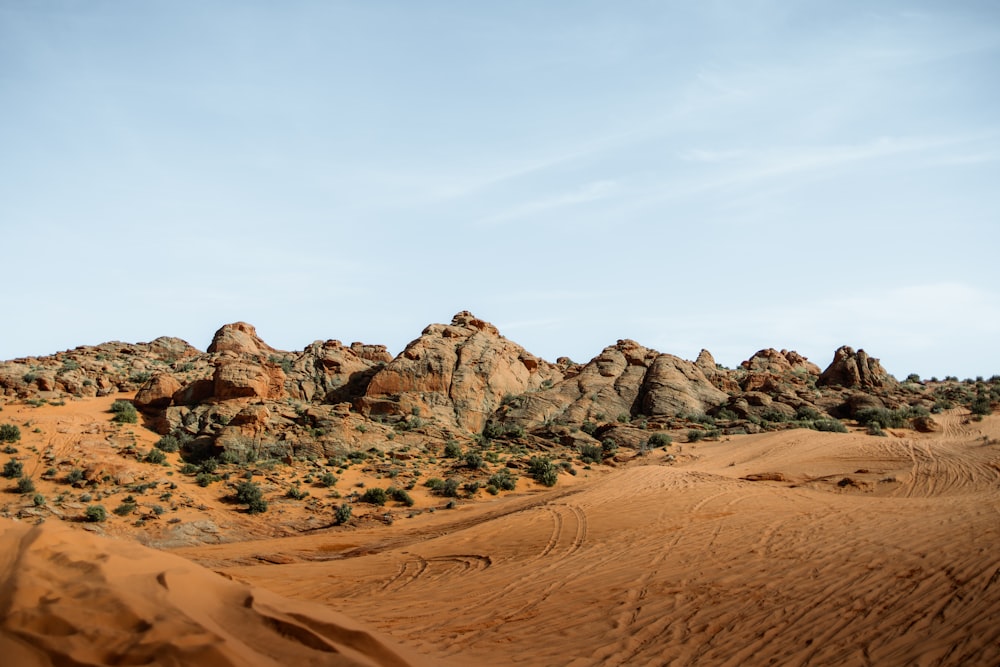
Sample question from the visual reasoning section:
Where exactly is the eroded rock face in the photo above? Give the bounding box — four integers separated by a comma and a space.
206, 322, 275, 357
359, 311, 562, 432
818, 346, 895, 389
134, 374, 182, 411
640, 354, 729, 417
213, 358, 286, 401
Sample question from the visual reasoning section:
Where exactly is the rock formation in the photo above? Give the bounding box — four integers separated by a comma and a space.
818, 346, 895, 389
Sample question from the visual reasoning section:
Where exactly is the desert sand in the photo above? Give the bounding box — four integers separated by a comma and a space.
168, 409, 1000, 666
2, 395, 999, 665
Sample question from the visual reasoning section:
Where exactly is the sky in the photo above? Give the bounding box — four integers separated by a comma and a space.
1, 1, 999, 379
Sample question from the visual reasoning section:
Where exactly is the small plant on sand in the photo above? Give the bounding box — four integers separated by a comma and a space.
0, 424, 20, 443
319, 472, 337, 487
110, 400, 138, 424
361, 487, 388, 505
155, 435, 180, 453
286, 485, 309, 500
17, 476, 35, 494
443, 440, 462, 458
648, 433, 672, 448
528, 457, 558, 487
234, 480, 268, 513
387, 486, 415, 507
3, 459, 23, 479
335, 504, 352, 525
85, 505, 107, 522
144, 449, 167, 465
66, 468, 84, 484
578, 443, 602, 464
487, 468, 517, 492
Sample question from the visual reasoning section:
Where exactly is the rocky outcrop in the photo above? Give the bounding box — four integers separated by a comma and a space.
358, 312, 562, 432
818, 346, 894, 389
639, 354, 729, 417
212, 358, 286, 401
206, 322, 275, 357
134, 374, 183, 411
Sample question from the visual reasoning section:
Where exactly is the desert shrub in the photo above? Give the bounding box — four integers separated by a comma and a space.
361, 487, 388, 505
688, 429, 705, 442
504, 424, 526, 438
113, 501, 136, 516
0, 424, 20, 443
388, 486, 414, 506
867, 423, 887, 437
972, 393, 992, 416
66, 468, 84, 484
580, 420, 598, 436
487, 468, 517, 491
578, 443, 602, 464
601, 438, 618, 457
647, 433, 672, 448
2, 459, 23, 479
85, 505, 107, 522
144, 449, 166, 465
617, 413, 631, 423
195, 472, 219, 487
761, 409, 789, 423
486, 484, 499, 495
814, 419, 848, 433
17, 476, 35, 494
795, 406, 823, 421
179, 463, 198, 475
32, 493, 45, 507
464, 480, 481, 494
464, 450, 485, 469
110, 400, 138, 423
855, 406, 927, 429
442, 478, 461, 497
235, 480, 268, 513
335, 504, 352, 525
153, 435, 180, 453
319, 472, 337, 487
687, 413, 716, 426
528, 457, 558, 487
286, 485, 309, 500
424, 477, 445, 491
715, 408, 739, 421
482, 421, 505, 440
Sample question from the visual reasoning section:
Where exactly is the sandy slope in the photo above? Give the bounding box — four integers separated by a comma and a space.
0, 517, 439, 667
184, 411, 1000, 666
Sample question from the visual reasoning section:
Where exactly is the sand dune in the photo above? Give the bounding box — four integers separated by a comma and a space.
183, 411, 1000, 666
0, 518, 439, 667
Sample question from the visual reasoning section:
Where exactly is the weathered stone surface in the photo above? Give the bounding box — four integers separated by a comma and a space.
640, 354, 729, 417
818, 346, 895, 389
134, 374, 182, 411
360, 311, 562, 432
213, 359, 286, 401
207, 322, 275, 357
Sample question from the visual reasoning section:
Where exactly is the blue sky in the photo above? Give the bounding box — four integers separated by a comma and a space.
2, 1, 998, 379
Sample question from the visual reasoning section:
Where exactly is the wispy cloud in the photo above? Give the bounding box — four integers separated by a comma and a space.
475, 180, 622, 227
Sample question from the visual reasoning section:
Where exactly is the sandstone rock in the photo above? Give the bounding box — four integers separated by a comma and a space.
818, 346, 895, 389
172, 379, 215, 406
134, 374, 182, 411
213, 359, 286, 401
360, 312, 562, 432
207, 322, 276, 357
639, 354, 729, 417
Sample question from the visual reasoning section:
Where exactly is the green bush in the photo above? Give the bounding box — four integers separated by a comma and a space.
483, 421, 504, 440
443, 441, 462, 458
195, 472, 219, 487
688, 429, 705, 442
235, 480, 268, 513
601, 438, 618, 457
155, 435, 180, 453
647, 433, 672, 448
388, 486, 414, 507
2, 459, 23, 479
528, 457, 558, 487
442, 478, 461, 497
0, 424, 20, 443
578, 443, 602, 464
111, 400, 138, 424
361, 487, 388, 505
85, 505, 107, 522
424, 477, 445, 491
335, 504, 352, 525
32, 493, 45, 507
17, 476, 35, 494
795, 406, 823, 421
145, 449, 167, 464
487, 468, 517, 491
581, 420, 598, 436
66, 468, 84, 484
286, 485, 309, 500
814, 419, 848, 433
113, 501, 136, 516
319, 472, 337, 487
464, 450, 485, 469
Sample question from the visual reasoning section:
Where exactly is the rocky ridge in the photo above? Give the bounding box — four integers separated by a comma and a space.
1, 312, 992, 464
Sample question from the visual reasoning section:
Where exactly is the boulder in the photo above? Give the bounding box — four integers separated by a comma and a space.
134, 374, 182, 411
206, 322, 275, 357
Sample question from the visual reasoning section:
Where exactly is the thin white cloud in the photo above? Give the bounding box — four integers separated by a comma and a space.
475, 180, 622, 227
